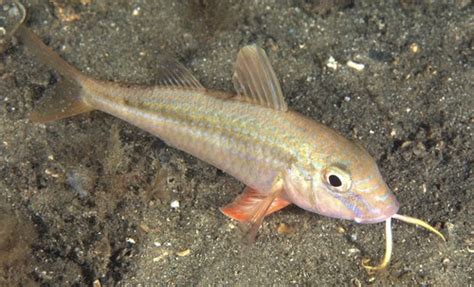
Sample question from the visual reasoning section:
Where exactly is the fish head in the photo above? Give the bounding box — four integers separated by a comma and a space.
284, 136, 399, 224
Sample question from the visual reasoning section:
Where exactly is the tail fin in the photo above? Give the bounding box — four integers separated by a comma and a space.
16, 24, 93, 123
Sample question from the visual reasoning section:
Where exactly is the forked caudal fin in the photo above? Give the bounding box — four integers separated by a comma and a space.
15, 24, 93, 123
362, 214, 446, 272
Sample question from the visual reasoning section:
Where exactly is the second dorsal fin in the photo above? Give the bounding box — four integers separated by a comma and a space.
155, 57, 204, 89
232, 45, 288, 111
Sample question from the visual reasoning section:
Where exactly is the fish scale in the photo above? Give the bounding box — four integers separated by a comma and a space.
85, 82, 299, 192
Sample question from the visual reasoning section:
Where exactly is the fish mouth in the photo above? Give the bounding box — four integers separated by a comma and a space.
354, 201, 400, 224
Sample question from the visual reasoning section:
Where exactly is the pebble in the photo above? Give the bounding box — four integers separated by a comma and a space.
139, 223, 150, 233
326, 56, 339, 70
170, 200, 180, 209
348, 248, 360, 255
337, 226, 346, 234
132, 7, 141, 16
409, 43, 420, 54
351, 278, 361, 287
277, 223, 295, 235
442, 258, 450, 267
347, 60, 365, 71
401, 141, 413, 148
152, 251, 169, 262
421, 183, 427, 193
176, 249, 191, 257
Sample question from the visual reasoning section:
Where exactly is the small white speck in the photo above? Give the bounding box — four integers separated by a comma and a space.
326, 56, 339, 70
44, 169, 59, 178
132, 7, 141, 16
347, 60, 365, 71
153, 242, 161, 247
170, 200, 180, 209
369, 130, 374, 134
422, 183, 427, 193
351, 233, 358, 241
126, 237, 136, 244
152, 251, 169, 262
348, 248, 360, 255
406, 108, 411, 113
344, 96, 351, 102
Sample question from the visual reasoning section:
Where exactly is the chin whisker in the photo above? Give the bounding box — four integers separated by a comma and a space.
362, 214, 446, 272
392, 213, 446, 242
362, 218, 393, 272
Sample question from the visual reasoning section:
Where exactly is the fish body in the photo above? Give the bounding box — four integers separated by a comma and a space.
17, 26, 357, 212
14, 16, 444, 271
78, 61, 399, 224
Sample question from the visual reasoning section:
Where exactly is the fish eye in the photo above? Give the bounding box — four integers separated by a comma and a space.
323, 166, 351, 193
328, 174, 342, 187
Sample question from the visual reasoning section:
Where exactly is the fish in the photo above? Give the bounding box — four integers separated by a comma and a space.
11, 3, 444, 272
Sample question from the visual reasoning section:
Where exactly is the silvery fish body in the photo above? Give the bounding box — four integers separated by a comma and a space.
84, 79, 398, 223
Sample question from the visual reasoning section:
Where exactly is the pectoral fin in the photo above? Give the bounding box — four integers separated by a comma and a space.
220, 186, 291, 222
220, 179, 289, 242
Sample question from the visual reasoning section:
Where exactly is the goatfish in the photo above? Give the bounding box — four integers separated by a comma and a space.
12, 6, 445, 271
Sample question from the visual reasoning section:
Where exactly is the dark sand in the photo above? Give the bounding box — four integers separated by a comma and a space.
1, 1, 472, 285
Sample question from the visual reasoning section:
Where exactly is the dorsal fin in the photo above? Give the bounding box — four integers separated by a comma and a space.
232, 45, 288, 111
155, 57, 204, 89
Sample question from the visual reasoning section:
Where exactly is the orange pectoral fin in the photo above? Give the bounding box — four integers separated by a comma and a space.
220, 186, 291, 222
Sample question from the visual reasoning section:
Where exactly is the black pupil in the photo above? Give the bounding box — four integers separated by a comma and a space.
328, 175, 342, 187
